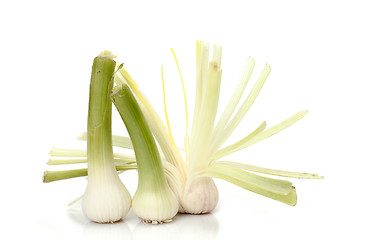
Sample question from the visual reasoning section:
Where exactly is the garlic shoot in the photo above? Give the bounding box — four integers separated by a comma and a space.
113, 41, 322, 213
112, 84, 179, 223
47, 148, 136, 165
81, 52, 131, 223
42, 164, 137, 183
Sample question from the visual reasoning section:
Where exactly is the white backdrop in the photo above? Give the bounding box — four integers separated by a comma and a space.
1, 0, 366, 239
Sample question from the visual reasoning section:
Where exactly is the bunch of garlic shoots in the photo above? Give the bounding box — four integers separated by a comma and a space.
81, 51, 131, 223
44, 41, 323, 219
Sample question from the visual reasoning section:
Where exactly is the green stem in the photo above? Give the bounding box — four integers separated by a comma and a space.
87, 54, 116, 176
43, 165, 137, 183
47, 156, 136, 165
43, 169, 88, 183
203, 165, 297, 206
217, 161, 323, 179
78, 132, 134, 149
112, 84, 168, 190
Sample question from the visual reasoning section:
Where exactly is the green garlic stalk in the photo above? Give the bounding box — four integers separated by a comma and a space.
81, 52, 131, 223
111, 84, 179, 224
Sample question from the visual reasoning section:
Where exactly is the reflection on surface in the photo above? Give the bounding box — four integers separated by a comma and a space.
175, 213, 218, 240
67, 208, 132, 240
67, 208, 89, 225
133, 213, 218, 240
68, 208, 218, 240
82, 221, 132, 240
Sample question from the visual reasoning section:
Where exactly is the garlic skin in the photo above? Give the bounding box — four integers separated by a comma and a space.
132, 184, 179, 222
82, 173, 131, 223
181, 177, 218, 214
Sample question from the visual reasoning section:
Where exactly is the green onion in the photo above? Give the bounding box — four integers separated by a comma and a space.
112, 84, 178, 224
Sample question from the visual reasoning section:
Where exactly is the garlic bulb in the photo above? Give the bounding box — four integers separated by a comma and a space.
82, 171, 131, 223
132, 182, 179, 223
181, 177, 218, 214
